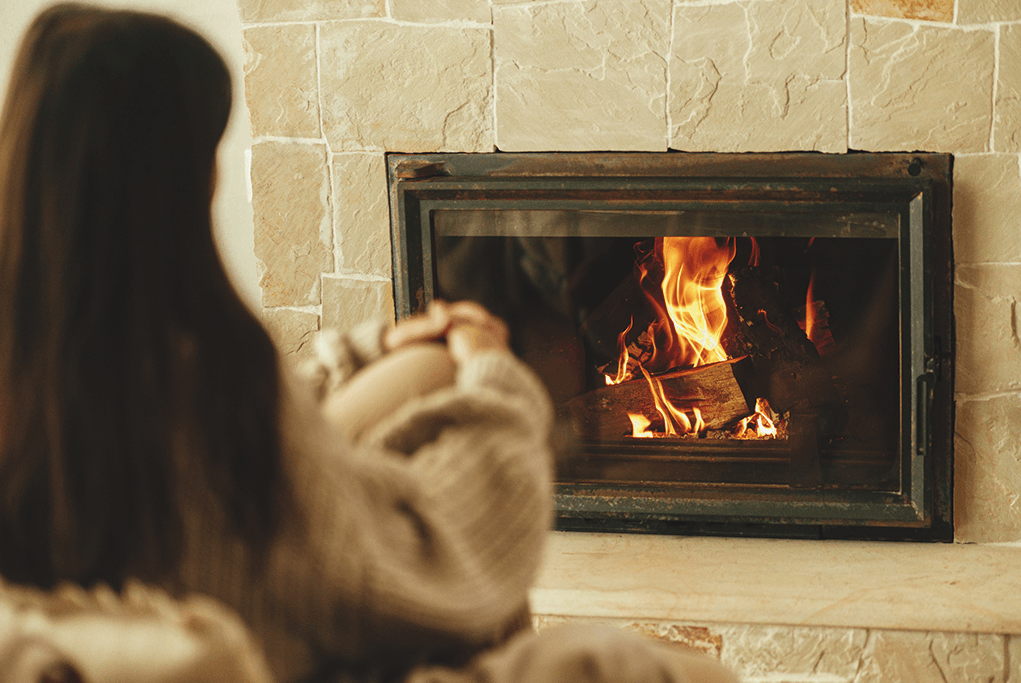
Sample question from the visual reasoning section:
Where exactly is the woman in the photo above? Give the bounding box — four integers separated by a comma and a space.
0, 5, 736, 683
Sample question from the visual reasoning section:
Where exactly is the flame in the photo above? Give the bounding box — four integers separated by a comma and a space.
635, 365, 705, 437
628, 413, 654, 438
657, 237, 736, 369
734, 398, 778, 439
605, 237, 738, 438
804, 268, 817, 343
605, 317, 635, 386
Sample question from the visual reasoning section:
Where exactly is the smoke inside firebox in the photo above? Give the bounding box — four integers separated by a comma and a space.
432, 209, 901, 491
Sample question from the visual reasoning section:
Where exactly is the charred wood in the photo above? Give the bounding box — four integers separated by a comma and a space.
576, 269, 658, 367
721, 266, 846, 433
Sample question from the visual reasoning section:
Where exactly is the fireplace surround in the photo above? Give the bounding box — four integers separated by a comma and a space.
388, 151, 953, 541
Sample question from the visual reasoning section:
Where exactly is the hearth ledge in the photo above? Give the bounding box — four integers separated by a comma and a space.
530, 532, 1021, 635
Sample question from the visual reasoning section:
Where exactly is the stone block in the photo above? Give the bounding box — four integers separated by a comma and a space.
1009, 636, 1020, 682
390, 0, 490, 23
953, 155, 1021, 264
852, 631, 1005, 682
958, 0, 1021, 23
623, 623, 722, 659
996, 25, 1021, 153
251, 142, 333, 307
261, 308, 320, 359
851, 0, 953, 22
322, 276, 394, 331
849, 19, 994, 153
669, 0, 847, 153
494, 0, 670, 151
332, 153, 391, 278
955, 394, 1021, 543
717, 624, 866, 681
955, 264, 1021, 394
238, 0, 383, 24
319, 21, 492, 153
243, 25, 320, 140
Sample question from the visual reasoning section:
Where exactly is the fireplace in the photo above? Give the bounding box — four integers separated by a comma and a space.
387, 152, 953, 541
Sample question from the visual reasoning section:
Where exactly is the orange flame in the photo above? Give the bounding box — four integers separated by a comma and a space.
607, 237, 738, 438
805, 268, 817, 343
748, 237, 761, 267
605, 317, 635, 386
634, 366, 705, 437
734, 398, 777, 439
628, 413, 654, 438
656, 237, 736, 370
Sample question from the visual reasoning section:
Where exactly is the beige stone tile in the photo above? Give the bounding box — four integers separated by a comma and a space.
996, 25, 1021, 153
243, 25, 320, 139
624, 623, 723, 658
953, 155, 1021, 264
955, 264, 1021, 394
319, 21, 492, 153
849, 19, 994, 153
669, 0, 847, 153
390, 0, 490, 23
261, 307, 320, 359
958, 0, 1021, 23
955, 394, 1021, 543
718, 624, 867, 681
332, 153, 391, 278
852, 631, 1005, 683
322, 276, 394, 331
494, 0, 670, 151
851, 0, 954, 22
1009, 635, 1020, 682
251, 142, 333, 307
238, 0, 384, 24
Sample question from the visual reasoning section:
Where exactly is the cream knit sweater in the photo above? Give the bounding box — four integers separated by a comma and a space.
170, 324, 555, 683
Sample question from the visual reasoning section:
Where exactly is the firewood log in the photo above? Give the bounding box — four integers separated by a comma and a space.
567, 356, 757, 439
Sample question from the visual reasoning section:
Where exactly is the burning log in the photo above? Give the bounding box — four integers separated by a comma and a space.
721, 266, 847, 485
567, 356, 758, 439
721, 267, 843, 419
795, 300, 836, 357
576, 268, 659, 367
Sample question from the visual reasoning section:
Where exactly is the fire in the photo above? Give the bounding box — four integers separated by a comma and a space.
641, 237, 737, 371
609, 237, 735, 437
605, 317, 634, 386
628, 413, 654, 438
603, 236, 779, 440
632, 365, 706, 437
734, 398, 778, 439
804, 268, 817, 343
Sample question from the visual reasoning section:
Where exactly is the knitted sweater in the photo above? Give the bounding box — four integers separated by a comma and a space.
170, 324, 555, 683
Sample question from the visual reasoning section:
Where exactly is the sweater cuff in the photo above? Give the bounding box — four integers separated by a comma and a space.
299, 320, 390, 402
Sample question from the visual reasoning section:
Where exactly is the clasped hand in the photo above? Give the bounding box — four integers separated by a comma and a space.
384, 300, 509, 363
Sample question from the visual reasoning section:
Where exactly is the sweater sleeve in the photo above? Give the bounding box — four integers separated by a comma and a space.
295, 321, 389, 402
273, 345, 555, 670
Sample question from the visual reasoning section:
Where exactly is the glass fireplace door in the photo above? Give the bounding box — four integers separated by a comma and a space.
388, 153, 953, 540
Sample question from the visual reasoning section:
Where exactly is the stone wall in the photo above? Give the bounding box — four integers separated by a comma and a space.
239, 0, 1021, 678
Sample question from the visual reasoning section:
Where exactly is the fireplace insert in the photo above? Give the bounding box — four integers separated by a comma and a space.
386, 152, 953, 541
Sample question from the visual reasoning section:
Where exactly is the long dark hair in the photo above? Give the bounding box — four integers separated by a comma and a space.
0, 3, 284, 588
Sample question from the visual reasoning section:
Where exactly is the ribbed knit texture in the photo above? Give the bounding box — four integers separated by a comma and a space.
170, 326, 554, 683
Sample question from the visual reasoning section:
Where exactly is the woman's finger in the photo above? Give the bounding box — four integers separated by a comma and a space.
384, 301, 451, 350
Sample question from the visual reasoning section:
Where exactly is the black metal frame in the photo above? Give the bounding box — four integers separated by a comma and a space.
387, 152, 954, 541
